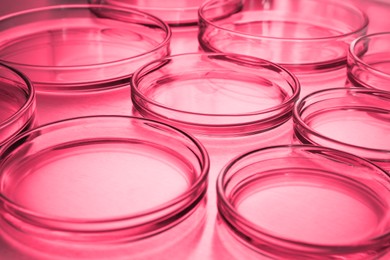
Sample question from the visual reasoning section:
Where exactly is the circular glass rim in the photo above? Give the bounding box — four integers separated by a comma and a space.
349, 32, 390, 78
97, 0, 200, 14
0, 4, 172, 70
0, 115, 209, 227
198, 0, 369, 42
0, 62, 35, 132
217, 144, 390, 251
293, 87, 390, 153
131, 52, 300, 121
89, 0, 204, 26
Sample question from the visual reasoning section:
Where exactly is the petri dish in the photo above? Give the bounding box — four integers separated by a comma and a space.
199, 0, 368, 72
0, 62, 35, 146
0, 116, 209, 258
0, 4, 171, 93
293, 87, 390, 172
90, 0, 206, 26
131, 52, 300, 136
217, 145, 390, 259
348, 32, 390, 93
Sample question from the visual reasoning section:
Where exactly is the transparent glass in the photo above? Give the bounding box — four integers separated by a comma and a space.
198, 0, 368, 98
0, 4, 171, 92
0, 63, 35, 147
132, 53, 300, 136
0, 116, 209, 259
0, 4, 171, 124
294, 88, 390, 172
132, 52, 300, 258
347, 32, 390, 93
217, 145, 390, 259
91, 0, 206, 26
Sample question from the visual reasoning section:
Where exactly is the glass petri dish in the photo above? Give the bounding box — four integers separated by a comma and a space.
217, 144, 390, 259
348, 32, 390, 93
91, 0, 206, 26
0, 62, 35, 146
131, 53, 300, 136
0, 116, 209, 257
199, 0, 368, 73
293, 87, 390, 172
0, 4, 171, 93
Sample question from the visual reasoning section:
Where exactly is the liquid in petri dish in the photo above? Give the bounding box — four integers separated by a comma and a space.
233, 168, 387, 245
1, 140, 195, 220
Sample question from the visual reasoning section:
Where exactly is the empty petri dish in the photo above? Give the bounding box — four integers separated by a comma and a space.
293, 87, 390, 172
199, 0, 368, 71
91, 0, 206, 26
132, 53, 300, 136
198, 0, 368, 97
217, 145, 390, 259
348, 32, 390, 92
0, 4, 171, 93
0, 116, 209, 258
0, 63, 35, 146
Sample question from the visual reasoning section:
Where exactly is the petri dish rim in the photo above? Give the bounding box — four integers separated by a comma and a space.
349, 32, 390, 79
0, 115, 209, 226
90, 0, 205, 26
131, 52, 300, 119
0, 4, 172, 71
293, 87, 390, 154
0, 62, 35, 132
198, 0, 369, 42
216, 144, 390, 251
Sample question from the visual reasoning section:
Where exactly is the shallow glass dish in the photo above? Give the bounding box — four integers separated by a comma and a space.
198, 0, 368, 73
348, 32, 390, 92
217, 144, 390, 259
0, 4, 171, 93
0, 63, 35, 146
293, 87, 390, 172
131, 53, 300, 136
0, 116, 209, 258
